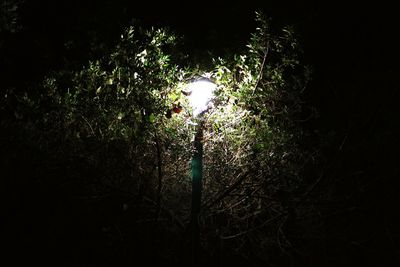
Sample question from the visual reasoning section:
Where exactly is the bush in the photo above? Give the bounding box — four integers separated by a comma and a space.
2, 13, 311, 265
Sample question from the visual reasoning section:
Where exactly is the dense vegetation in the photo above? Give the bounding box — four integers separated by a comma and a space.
2, 1, 398, 266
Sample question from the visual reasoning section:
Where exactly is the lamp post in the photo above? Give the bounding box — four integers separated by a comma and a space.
186, 77, 216, 263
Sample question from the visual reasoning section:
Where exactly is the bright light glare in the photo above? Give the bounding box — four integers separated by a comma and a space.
187, 79, 216, 116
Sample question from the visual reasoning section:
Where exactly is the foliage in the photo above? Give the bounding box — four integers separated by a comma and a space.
0, 0, 23, 33
198, 13, 311, 260
2, 13, 311, 264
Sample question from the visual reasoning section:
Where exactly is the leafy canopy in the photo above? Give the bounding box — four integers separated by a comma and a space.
2, 12, 310, 261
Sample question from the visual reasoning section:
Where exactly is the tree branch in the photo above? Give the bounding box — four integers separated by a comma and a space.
201, 170, 250, 213
154, 131, 163, 221
252, 42, 269, 96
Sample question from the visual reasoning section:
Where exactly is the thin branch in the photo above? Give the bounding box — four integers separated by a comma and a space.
252, 42, 269, 96
201, 170, 250, 213
80, 115, 95, 136
220, 212, 284, 240
154, 131, 163, 221
142, 196, 185, 229
301, 168, 325, 201
338, 132, 348, 151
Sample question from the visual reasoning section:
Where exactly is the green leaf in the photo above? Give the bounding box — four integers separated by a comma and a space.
148, 113, 155, 123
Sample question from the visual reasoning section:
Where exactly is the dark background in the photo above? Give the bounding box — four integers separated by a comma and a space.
2, 0, 399, 266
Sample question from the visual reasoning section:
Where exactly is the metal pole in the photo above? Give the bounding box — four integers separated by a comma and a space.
190, 118, 204, 264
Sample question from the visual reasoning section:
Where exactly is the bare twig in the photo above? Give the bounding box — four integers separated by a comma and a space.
142, 196, 185, 229
154, 131, 163, 221
301, 168, 325, 201
220, 212, 284, 240
338, 132, 348, 151
252, 42, 269, 96
80, 115, 95, 136
201, 170, 251, 213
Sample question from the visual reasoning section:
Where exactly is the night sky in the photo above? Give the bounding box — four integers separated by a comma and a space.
2, 0, 399, 266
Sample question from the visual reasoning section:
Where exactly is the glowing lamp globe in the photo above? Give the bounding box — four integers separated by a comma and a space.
187, 78, 216, 116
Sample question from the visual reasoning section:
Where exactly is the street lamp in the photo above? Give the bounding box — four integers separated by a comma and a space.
186, 77, 216, 263
187, 78, 216, 117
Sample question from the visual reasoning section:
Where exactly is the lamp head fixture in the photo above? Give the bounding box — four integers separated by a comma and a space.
186, 77, 216, 116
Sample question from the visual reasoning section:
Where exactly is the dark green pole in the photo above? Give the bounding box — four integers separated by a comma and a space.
190, 118, 204, 265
